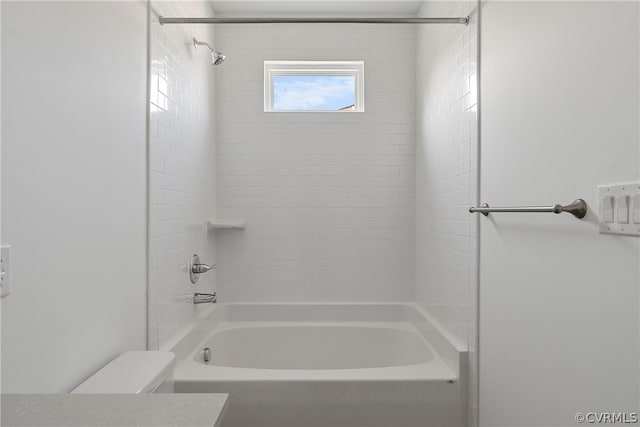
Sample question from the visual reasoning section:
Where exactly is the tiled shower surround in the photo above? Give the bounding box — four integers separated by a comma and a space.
148, 1, 218, 349
416, 1, 478, 423
416, 0, 477, 352
214, 23, 417, 302
147, 7, 478, 415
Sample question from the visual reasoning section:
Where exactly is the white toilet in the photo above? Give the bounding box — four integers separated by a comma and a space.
72, 351, 176, 393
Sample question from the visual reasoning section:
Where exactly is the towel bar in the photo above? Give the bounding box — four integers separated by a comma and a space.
469, 199, 587, 219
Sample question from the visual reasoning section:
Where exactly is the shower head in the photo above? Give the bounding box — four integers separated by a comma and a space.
211, 50, 226, 66
193, 38, 225, 66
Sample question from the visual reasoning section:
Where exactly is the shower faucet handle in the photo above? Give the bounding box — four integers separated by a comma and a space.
189, 254, 215, 284
192, 263, 214, 274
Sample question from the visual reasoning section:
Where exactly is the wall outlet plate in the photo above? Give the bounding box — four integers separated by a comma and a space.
597, 183, 640, 236
1, 245, 11, 297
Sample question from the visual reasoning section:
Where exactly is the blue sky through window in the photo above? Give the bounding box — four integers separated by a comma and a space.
273, 75, 356, 111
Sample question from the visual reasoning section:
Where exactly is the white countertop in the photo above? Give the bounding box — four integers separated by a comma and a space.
1, 393, 228, 427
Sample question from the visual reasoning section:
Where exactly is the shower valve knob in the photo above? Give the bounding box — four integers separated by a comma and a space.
189, 254, 215, 284
192, 264, 214, 274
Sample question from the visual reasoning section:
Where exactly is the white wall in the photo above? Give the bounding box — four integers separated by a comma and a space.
415, 1, 479, 424
0, 0, 4, 391
214, 23, 416, 302
148, 1, 218, 350
1, 1, 147, 392
479, 1, 640, 425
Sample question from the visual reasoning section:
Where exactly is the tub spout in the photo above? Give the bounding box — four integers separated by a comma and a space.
194, 292, 217, 304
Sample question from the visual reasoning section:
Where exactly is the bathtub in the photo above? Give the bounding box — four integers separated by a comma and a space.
170, 304, 466, 427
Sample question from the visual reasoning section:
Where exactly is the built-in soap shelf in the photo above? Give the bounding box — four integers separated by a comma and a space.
207, 219, 247, 230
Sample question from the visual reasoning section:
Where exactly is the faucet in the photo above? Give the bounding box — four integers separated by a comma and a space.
194, 292, 217, 304
189, 254, 215, 284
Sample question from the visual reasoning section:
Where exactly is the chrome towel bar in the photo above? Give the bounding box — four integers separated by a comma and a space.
469, 199, 587, 219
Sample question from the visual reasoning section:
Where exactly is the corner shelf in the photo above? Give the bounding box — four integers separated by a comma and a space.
207, 219, 247, 230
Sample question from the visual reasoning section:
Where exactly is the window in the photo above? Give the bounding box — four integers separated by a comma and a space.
264, 61, 364, 112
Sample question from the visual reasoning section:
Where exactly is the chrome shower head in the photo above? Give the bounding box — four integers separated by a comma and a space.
193, 38, 226, 66
211, 50, 226, 66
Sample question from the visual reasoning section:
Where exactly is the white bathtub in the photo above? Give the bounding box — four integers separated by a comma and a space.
170, 304, 466, 427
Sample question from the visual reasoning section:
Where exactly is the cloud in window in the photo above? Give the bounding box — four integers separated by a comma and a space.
273, 75, 355, 111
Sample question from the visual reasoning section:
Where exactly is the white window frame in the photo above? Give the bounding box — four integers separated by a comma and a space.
264, 61, 365, 113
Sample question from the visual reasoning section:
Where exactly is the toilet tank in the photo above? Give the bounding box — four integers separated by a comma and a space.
72, 351, 176, 394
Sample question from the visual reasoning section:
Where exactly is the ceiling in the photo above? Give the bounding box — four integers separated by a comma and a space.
209, 1, 423, 16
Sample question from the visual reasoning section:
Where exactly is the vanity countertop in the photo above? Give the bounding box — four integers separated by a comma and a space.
1, 393, 228, 427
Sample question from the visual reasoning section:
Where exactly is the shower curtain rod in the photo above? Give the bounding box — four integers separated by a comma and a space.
159, 16, 469, 25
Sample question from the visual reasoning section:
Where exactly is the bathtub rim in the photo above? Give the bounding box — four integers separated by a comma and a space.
193, 322, 437, 370
163, 302, 466, 378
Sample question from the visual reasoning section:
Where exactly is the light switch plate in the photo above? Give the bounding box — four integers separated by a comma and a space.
1, 245, 11, 297
598, 183, 640, 236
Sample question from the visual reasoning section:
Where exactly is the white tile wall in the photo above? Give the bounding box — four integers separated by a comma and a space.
214, 24, 416, 302
148, 1, 217, 350
415, 1, 478, 423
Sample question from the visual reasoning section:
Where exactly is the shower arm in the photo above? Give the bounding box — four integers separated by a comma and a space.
193, 38, 214, 52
